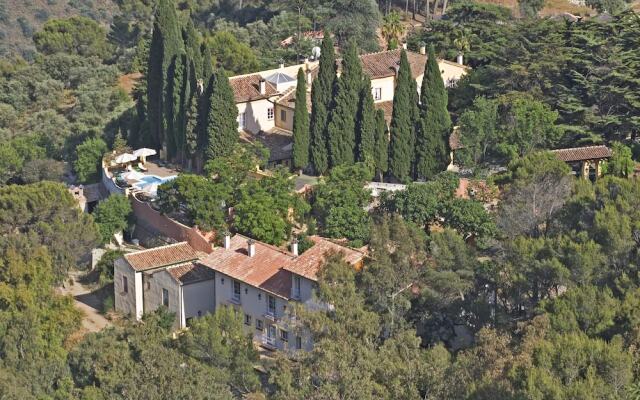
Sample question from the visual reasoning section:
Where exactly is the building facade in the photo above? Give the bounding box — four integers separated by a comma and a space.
114, 235, 366, 351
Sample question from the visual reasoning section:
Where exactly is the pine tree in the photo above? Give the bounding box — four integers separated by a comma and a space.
292, 68, 310, 171
201, 43, 213, 83
205, 70, 238, 162
415, 45, 451, 180
374, 109, 389, 182
327, 40, 362, 166
356, 76, 376, 162
309, 34, 336, 175
389, 50, 418, 182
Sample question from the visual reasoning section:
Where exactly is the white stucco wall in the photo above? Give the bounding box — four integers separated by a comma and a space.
114, 259, 142, 320
370, 76, 396, 104
144, 270, 182, 329
237, 98, 276, 134
275, 104, 294, 132
183, 279, 216, 323
213, 271, 293, 350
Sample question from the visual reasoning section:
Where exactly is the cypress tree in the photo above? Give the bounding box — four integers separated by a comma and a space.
146, 0, 183, 152
309, 34, 336, 175
415, 44, 451, 180
326, 40, 362, 167
356, 76, 376, 162
201, 43, 213, 83
165, 54, 185, 159
292, 68, 310, 171
389, 50, 418, 182
185, 90, 199, 170
175, 54, 192, 163
205, 70, 238, 162
374, 109, 389, 182
183, 18, 202, 80
147, 22, 164, 148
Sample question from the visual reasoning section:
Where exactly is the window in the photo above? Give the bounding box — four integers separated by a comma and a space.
162, 288, 169, 307
245, 314, 252, 325
256, 319, 263, 330
296, 336, 303, 350
267, 295, 276, 316
221, 278, 225, 285
267, 107, 274, 121
373, 87, 382, 101
258, 293, 262, 300
146, 280, 151, 290
232, 281, 241, 302
280, 329, 288, 342
280, 109, 287, 122
293, 276, 301, 299
238, 112, 246, 129
122, 276, 128, 293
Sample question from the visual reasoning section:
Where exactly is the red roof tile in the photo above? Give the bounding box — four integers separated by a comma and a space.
552, 145, 612, 162
284, 236, 366, 282
199, 235, 295, 298
359, 49, 427, 80
124, 242, 200, 272
229, 74, 278, 103
167, 262, 216, 284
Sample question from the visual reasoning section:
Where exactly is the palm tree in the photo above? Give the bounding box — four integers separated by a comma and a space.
381, 11, 405, 50
453, 28, 471, 64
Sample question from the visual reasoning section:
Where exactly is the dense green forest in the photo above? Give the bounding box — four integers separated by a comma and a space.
1, 0, 640, 398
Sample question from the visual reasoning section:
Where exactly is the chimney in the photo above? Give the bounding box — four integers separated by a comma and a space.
402, 42, 408, 50
259, 79, 266, 95
456, 54, 464, 65
291, 237, 299, 257
247, 239, 256, 257
279, 61, 285, 69
223, 231, 231, 249
419, 44, 426, 55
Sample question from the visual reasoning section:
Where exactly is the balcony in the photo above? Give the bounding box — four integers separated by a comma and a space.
264, 309, 277, 321
262, 333, 276, 349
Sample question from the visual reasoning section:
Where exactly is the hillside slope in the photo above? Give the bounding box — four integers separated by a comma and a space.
0, 0, 118, 58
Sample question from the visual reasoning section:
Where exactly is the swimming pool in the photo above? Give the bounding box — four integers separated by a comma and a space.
133, 175, 177, 193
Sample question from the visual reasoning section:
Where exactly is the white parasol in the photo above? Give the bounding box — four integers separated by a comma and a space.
114, 153, 137, 164
133, 148, 157, 164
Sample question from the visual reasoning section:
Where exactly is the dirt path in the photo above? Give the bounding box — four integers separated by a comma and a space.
58, 271, 112, 333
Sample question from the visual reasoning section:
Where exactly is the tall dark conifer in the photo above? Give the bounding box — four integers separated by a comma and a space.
415, 45, 451, 179
147, 22, 164, 148
309, 34, 336, 175
356, 76, 376, 162
183, 18, 202, 80
327, 40, 362, 166
201, 43, 213, 83
166, 54, 184, 159
204, 70, 238, 162
292, 68, 310, 171
146, 0, 183, 152
374, 109, 389, 182
389, 50, 418, 182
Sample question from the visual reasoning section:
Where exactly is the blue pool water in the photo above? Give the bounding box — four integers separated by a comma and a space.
134, 175, 177, 190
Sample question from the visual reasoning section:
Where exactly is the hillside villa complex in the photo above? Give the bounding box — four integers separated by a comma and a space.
114, 234, 365, 352
229, 47, 469, 167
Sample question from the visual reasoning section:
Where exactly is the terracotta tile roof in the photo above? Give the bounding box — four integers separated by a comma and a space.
239, 129, 293, 162
167, 262, 216, 284
229, 74, 278, 103
359, 49, 427, 80
276, 87, 312, 113
284, 236, 366, 282
199, 235, 295, 298
124, 242, 200, 272
551, 145, 612, 162
374, 101, 393, 125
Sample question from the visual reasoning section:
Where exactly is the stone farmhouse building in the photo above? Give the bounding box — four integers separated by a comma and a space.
229, 47, 469, 167
114, 234, 365, 352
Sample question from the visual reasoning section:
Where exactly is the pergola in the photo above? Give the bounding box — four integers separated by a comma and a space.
551, 145, 612, 179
